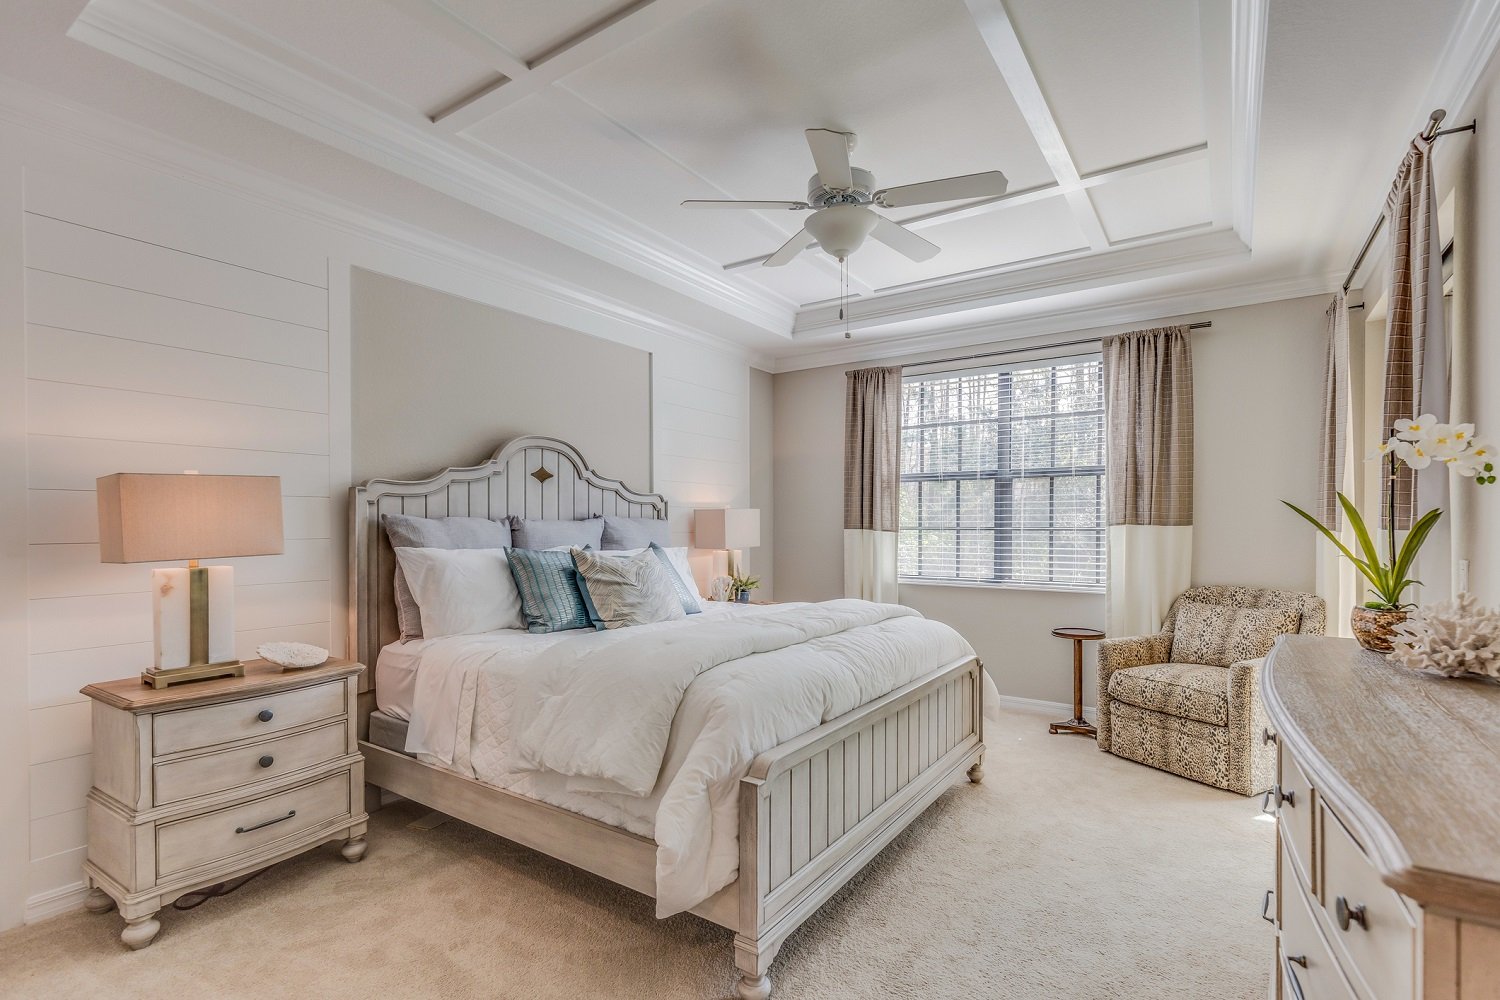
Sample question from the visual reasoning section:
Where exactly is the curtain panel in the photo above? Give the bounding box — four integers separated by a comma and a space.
1315, 292, 1357, 635
1102, 326, 1194, 637
843, 366, 902, 602
1381, 136, 1449, 531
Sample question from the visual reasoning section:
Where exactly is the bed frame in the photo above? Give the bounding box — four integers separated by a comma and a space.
351, 435, 985, 999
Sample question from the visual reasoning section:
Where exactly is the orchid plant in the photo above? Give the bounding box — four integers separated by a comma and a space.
1284, 415, 1492, 611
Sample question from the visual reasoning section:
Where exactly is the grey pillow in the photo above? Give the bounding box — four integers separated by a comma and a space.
601, 515, 670, 550
510, 516, 604, 551
382, 514, 513, 640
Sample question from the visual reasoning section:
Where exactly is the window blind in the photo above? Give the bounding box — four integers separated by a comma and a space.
899, 354, 1106, 590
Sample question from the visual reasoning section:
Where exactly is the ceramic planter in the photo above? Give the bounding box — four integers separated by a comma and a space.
1351, 605, 1410, 653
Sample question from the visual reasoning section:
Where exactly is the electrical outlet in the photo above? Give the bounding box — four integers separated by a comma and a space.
1459, 559, 1470, 593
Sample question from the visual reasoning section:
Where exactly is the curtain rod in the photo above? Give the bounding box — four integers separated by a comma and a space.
1341, 108, 1477, 292
903, 321, 1211, 372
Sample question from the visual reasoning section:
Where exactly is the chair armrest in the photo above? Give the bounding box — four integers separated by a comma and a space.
1228, 656, 1266, 717
1098, 633, 1173, 678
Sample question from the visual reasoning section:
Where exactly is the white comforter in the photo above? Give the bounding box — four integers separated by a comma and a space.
405, 600, 986, 916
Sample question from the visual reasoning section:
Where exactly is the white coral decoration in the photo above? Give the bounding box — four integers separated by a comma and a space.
258, 641, 329, 669
1389, 593, 1500, 678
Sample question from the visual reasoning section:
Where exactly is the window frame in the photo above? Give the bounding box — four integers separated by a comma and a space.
897, 352, 1107, 593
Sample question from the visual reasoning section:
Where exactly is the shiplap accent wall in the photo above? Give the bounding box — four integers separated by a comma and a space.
1, 112, 760, 926
22, 209, 336, 912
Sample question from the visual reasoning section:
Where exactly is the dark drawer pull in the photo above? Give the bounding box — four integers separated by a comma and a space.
1335, 895, 1368, 931
258, 755, 275, 769
257, 709, 274, 723
1284, 955, 1307, 1000
1263, 728, 1278, 746
1277, 785, 1296, 808
1261, 789, 1275, 815
1260, 889, 1275, 924
235, 809, 295, 835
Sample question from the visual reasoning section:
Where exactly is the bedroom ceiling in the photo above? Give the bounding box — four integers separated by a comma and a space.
42, 0, 1483, 363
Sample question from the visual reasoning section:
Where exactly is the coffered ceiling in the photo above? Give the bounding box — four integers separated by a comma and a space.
47, 0, 1488, 364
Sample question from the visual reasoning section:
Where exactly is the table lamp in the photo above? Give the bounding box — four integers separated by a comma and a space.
97, 472, 284, 689
695, 507, 761, 580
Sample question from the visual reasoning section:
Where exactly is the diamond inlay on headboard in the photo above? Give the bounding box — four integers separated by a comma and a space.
531, 466, 554, 484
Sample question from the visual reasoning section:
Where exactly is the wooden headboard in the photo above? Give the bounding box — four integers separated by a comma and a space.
349, 435, 667, 669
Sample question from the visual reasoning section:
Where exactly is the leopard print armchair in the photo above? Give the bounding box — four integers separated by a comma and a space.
1095, 586, 1326, 795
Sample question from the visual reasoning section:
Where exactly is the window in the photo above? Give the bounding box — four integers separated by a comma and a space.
898, 355, 1106, 590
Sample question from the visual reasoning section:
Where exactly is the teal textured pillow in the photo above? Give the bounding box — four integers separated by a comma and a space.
649, 543, 701, 615
507, 548, 595, 634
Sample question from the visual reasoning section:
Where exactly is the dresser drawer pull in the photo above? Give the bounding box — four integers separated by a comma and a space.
1284, 955, 1307, 1000
1260, 889, 1275, 924
1335, 895, 1368, 931
258, 755, 275, 769
257, 709, 274, 722
1263, 728, 1278, 746
235, 809, 295, 835
1277, 785, 1295, 808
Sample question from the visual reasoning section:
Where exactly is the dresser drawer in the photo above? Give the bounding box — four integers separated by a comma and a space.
153, 680, 345, 756
1320, 802, 1416, 1000
1279, 742, 1316, 891
153, 721, 348, 806
156, 771, 351, 878
1282, 870, 1357, 1000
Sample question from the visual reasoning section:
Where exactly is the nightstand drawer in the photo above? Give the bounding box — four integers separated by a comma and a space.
154, 680, 344, 755
153, 721, 348, 805
1282, 871, 1356, 999
156, 771, 351, 878
1320, 801, 1416, 1000
1279, 741, 1316, 891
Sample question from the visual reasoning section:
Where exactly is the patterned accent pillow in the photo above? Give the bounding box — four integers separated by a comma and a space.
649, 543, 702, 615
506, 547, 596, 634
571, 547, 686, 630
1168, 601, 1300, 667
382, 513, 513, 641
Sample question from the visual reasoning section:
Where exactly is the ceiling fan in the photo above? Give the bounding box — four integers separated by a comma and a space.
682, 128, 1008, 267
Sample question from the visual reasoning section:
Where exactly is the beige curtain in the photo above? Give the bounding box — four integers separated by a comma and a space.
843, 366, 902, 602
1103, 326, 1194, 636
1315, 292, 1357, 635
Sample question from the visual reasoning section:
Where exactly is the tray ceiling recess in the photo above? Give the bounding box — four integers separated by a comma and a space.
69, 0, 1265, 350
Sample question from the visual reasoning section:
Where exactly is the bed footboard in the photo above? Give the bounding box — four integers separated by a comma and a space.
733, 655, 985, 999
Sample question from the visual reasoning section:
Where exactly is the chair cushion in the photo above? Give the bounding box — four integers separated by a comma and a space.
1168, 601, 1300, 667
1107, 662, 1231, 727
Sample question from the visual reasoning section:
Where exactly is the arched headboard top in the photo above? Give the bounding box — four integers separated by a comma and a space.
350, 435, 666, 668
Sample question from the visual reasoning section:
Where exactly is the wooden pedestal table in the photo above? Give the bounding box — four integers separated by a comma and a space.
1048, 627, 1104, 736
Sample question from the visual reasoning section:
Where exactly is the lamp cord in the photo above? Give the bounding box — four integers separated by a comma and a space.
172, 866, 270, 910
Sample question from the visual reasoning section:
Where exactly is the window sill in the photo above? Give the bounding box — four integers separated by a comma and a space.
898, 578, 1105, 597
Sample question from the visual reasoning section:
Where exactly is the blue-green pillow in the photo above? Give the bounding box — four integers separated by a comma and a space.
507, 548, 596, 634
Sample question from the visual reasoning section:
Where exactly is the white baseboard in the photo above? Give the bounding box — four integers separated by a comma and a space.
994, 694, 1097, 717
25, 881, 88, 923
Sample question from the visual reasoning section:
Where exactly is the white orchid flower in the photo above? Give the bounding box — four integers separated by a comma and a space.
1369, 436, 1403, 462
1428, 424, 1469, 458
1396, 439, 1434, 469
1394, 414, 1439, 442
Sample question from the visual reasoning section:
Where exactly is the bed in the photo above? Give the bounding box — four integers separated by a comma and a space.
351, 436, 988, 999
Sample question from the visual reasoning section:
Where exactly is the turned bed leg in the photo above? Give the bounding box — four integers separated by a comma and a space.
967, 752, 985, 784
84, 886, 115, 914
737, 973, 772, 1000
734, 934, 779, 1000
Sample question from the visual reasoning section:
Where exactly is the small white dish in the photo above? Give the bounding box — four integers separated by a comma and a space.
258, 641, 329, 669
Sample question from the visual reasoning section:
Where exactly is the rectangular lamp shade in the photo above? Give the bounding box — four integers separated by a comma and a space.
695, 508, 761, 550
97, 473, 284, 563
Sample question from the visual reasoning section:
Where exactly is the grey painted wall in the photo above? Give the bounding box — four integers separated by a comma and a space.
351, 268, 652, 490
772, 294, 1328, 708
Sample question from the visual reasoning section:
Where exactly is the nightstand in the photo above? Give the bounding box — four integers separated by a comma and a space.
80, 659, 368, 949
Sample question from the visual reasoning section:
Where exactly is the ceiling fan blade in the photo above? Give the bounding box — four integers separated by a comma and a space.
682, 199, 810, 210
805, 129, 854, 190
874, 170, 1009, 208
870, 216, 940, 262
763, 229, 813, 267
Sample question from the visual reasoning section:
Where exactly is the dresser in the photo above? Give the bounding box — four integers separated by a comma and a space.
80, 659, 368, 948
1263, 636, 1500, 999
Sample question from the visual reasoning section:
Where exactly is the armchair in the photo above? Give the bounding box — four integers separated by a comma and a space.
1096, 585, 1326, 795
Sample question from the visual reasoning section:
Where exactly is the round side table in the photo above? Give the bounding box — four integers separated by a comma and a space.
1049, 627, 1105, 736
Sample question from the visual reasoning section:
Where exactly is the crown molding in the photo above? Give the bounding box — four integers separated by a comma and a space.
1228, 0, 1268, 243
0, 75, 776, 370
67, 0, 798, 338
793, 228, 1250, 337
773, 268, 1341, 372
1425, 0, 1500, 127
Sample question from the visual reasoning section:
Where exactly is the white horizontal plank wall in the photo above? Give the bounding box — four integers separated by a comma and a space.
21, 197, 333, 916
0, 109, 759, 926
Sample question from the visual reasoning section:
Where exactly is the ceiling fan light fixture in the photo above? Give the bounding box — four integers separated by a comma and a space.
804, 205, 878, 261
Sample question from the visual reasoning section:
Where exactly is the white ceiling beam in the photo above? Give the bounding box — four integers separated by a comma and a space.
380, 0, 529, 79
430, 0, 716, 131
961, 0, 1111, 251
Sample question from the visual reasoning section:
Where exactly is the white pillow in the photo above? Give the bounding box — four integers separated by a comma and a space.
393, 547, 524, 638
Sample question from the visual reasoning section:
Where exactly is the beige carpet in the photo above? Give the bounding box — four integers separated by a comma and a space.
2, 705, 1274, 999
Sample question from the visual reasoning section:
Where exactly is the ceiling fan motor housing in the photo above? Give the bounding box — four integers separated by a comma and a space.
804, 204, 879, 260
807, 166, 876, 207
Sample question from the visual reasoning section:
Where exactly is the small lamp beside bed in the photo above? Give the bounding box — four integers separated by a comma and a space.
694, 507, 760, 602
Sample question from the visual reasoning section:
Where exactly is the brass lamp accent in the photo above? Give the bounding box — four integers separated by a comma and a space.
97, 473, 284, 689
